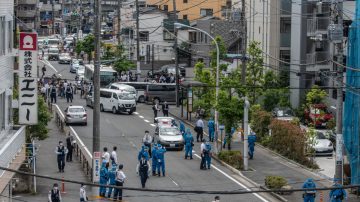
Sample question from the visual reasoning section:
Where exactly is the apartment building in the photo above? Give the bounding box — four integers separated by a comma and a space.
146, 0, 232, 21
0, 0, 26, 200
15, 0, 38, 31
290, 0, 355, 108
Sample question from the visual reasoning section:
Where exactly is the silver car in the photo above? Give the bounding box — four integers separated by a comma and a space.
86, 94, 94, 108
155, 125, 184, 150
64, 106, 87, 125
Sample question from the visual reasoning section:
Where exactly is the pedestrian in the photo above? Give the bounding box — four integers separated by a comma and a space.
162, 101, 169, 116
137, 145, 150, 161
248, 131, 257, 159
65, 83, 73, 103
80, 184, 88, 202
107, 165, 117, 198
137, 155, 151, 188
179, 121, 185, 136
66, 134, 74, 162
200, 141, 206, 170
212, 196, 220, 202
152, 102, 160, 122
156, 144, 166, 177
184, 128, 194, 159
73, 82, 77, 95
113, 164, 126, 201
55, 141, 68, 172
99, 161, 109, 197
102, 147, 110, 164
110, 146, 118, 165
329, 178, 347, 202
223, 127, 235, 150
48, 183, 61, 202
143, 130, 153, 157
151, 144, 158, 176
195, 117, 204, 142
208, 117, 215, 142
302, 178, 316, 202
42, 65, 46, 77
50, 84, 57, 103
204, 141, 212, 169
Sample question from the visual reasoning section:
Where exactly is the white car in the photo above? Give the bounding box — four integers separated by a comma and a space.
64, 106, 87, 126
76, 65, 85, 76
312, 130, 334, 156
155, 125, 184, 150
107, 83, 137, 100
58, 53, 71, 64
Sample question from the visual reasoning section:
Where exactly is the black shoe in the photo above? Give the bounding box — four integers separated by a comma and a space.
185, 156, 187, 159
158, 173, 161, 177
190, 157, 193, 159
163, 174, 165, 177
152, 173, 156, 176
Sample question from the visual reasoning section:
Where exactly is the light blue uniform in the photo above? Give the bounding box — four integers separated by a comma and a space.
107, 165, 117, 198
137, 145, 149, 161
151, 145, 158, 175
156, 145, 166, 176
302, 178, 316, 202
179, 121, 185, 135
99, 161, 109, 196
208, 119, 215, 142
329, 183, 347, 202
248, 132, 257, 159
184, 129, 194, 159
204, 142, 212, 169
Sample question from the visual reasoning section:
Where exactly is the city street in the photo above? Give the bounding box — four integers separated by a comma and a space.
42, 61, 278, 202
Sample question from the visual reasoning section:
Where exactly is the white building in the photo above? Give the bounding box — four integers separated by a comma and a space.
0, 0, 26, 200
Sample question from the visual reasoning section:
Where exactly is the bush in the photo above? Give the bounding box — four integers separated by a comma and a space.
217, 150, 243, 170
250, 108, 272, 141
265, 176, 288, 189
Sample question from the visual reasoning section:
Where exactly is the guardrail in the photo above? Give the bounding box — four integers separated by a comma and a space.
52, 104, 93, 179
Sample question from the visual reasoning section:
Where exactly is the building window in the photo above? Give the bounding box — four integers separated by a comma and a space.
280, 18, 291, 33
0, 17, 5, 56
163, 31, 175, 41
183, 15, 188, 20
139, 31, 149, 41
163, 5, 168, 11
279, 50, 290, 66
183, 0, 188, 3
200, 9, 213, 17
0, 92, 5, 130
189, 32, 197, 43
8, 21, 13, 53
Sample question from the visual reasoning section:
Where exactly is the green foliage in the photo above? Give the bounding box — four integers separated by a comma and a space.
112, 45, 135, 73
326, 118, 336, 130
268, 119, 319, 169
250, 108, 272, 141
261, 71, 290, 111
306, 127, 317, 160
306, 85, 327, 105
265, 176, 288, 189
210, 36, 227, 68
217, 91, 244, 133
76, 34, 95, 62
246, 41, 265, 104
27, 97, 51, 140
101, 44, 115, 60
218, 150, 243, 170
75, 40, 83, 56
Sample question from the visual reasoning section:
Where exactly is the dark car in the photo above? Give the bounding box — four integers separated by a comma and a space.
147, 64, 186, 78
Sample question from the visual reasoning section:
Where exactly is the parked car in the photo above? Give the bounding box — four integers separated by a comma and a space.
155, 125, 184, 150
99, 89, 136, 114
144, 83, 185, 104
304, 104, 334, 128
147, 64, 186, 78
107, 83, 137, 100
316, 129, 336, 150
312, 130, 334, 156
48, 47, 60, 61
64, 106, 87, 126
154, 117, 176, 131
117, 82, 150, 103
70, 62, 80, 73
272, 107, 295, 121
86, 93, 94, 108
58, 53, 71, 64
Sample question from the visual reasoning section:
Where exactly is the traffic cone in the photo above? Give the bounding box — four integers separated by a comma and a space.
319, 191, 323, 202
61, 177, 66, 194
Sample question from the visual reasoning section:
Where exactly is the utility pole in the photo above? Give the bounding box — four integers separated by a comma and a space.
135, 0, 141, 81
173, 0, 179, 107
51, 0, 55, 34
334, 0, 344, 184
93, 0, 101, 162
240, 0, 247, 84
117, 0, 121, 44
151, 44, 154, 75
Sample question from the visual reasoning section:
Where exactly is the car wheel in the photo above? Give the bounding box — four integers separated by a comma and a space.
112, 107, 117, 114
128, 111, 133, 115
138, 96, 145, 103
100, 104, 104, 112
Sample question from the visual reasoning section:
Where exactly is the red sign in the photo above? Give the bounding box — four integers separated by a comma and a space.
19, 32, 37, 51
94, 152, 101, 158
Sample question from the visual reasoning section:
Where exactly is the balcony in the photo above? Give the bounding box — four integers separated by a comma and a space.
307, 17, 330, 37
17, 10, 36, 18
40, 4, 62, 11
0, 126, 26, 193
280, 32, 291, 47
19, 22, 35, 31
306, 51, 330, 65
18, 0, 37, 4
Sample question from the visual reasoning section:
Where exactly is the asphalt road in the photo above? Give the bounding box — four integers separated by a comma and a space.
47, 60, 278, 202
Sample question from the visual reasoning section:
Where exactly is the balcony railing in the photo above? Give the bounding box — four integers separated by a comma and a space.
306, 51, 330, 65
307, 17, 330, 36
16, 10, 36, 18
18, 0, 37, 4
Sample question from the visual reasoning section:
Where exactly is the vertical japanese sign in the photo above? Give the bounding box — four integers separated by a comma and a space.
19, 32, 38, 125
93, 152, 101, 182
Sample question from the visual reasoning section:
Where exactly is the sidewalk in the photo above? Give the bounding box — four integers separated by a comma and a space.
169, 106, 359, 202
14, 116, 99, 201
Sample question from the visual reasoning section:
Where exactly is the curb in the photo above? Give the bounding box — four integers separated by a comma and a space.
169, 111, 287, 202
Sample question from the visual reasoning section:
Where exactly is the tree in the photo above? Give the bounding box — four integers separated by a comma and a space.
26, 97, 51, 141
112, 45, 135, 74
306, 85, 327, 105
78, 34, 95, 63
246, 41, 265, 104
262, 71, 290, 111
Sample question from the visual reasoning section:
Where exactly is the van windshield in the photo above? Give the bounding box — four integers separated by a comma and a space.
118, 93, 134, 100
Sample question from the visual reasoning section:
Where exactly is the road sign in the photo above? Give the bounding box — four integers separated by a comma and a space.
92, 152, 101, 182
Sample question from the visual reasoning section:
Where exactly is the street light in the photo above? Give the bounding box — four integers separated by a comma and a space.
174, 22, 220, 154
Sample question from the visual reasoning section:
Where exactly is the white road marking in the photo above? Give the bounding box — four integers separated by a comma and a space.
171, 179, 179, 186
133, 112, 139, 115
150, 124, 156, 127
58, 74, 62, 77
129, 141, 136, 148
144, 119, 150, 123
192, 150, 196, 153
194, 154, 269, 202
139, 115, 144, 118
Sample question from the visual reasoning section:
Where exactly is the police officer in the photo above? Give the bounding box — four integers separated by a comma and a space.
329, 178, 347, 202
184, 129, 194, 159
107, 165, 117, 198
248, 131, 257, 159
204, 141, 212, 169
55, 141, 68, 172
302, 178, 316, 202
50, 84, 57, 103
48, 183, 61, 202
137, 145, 149, 161
151, 144, 158, 176
137, 155, 151, 188
179, 121, 185, 136
207, 118, 215, 142
99, 161, 109, 197
152, 102, 160, 122
156, 144, 166, 177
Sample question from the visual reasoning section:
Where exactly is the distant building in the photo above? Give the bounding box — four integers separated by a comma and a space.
15, 0, 38, 31
0, 0, 27, 200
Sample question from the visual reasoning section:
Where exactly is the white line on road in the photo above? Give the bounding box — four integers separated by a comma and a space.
129, 141, 136, 148
171, 179, 179, 186
144, 119, 150, 123
194, 154, 269, 202
139, 115, 144, 118
133, 112, 139, 115
58, 74, 62, 77
150, 124, 156, 127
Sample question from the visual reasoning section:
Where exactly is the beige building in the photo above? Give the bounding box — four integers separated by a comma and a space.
146, 0, 231, 21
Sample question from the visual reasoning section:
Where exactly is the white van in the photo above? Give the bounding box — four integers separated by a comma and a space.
119, 82, 150, 103
100, 89, 136, 114
107, 83, 137, 100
